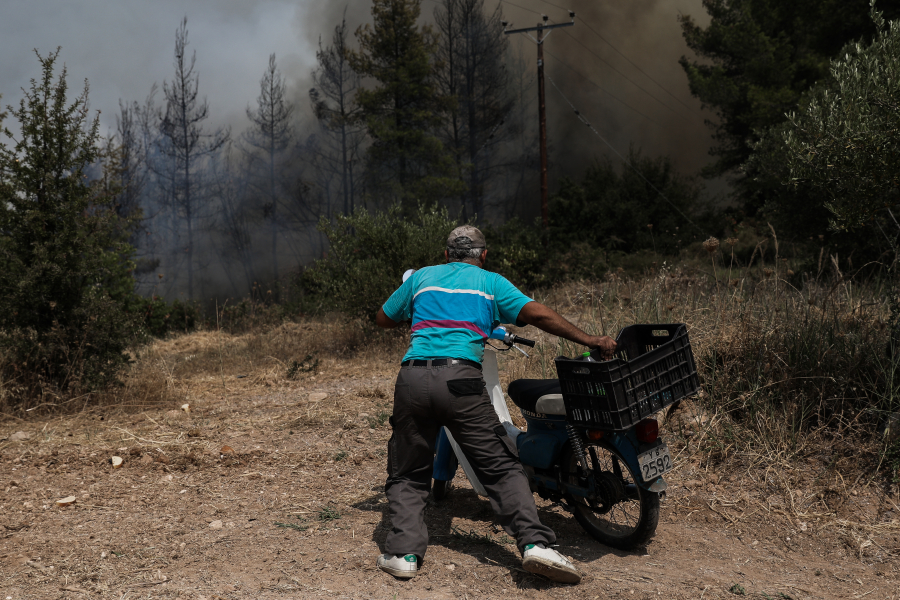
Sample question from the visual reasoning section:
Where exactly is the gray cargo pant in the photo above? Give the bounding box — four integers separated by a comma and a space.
383, 361, 556, 560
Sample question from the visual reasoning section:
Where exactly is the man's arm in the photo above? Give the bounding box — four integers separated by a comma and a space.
376, 307, 400, 329
517, 301, 616, 358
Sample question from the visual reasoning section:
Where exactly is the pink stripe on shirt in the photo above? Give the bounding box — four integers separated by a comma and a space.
411, 319, 489, 339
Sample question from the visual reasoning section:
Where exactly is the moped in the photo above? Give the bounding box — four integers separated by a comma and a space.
432, 323, 700, 550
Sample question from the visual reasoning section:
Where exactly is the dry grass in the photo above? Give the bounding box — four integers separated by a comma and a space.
499, 258, 893, 472
0, 314, 407, 422
3, 260, 899, 562
8, 254, 891, 471
5, 251, 894, 480
486, 260, 899, 543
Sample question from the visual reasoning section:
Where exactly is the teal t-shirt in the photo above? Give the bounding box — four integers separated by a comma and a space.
382, 263, 533, 363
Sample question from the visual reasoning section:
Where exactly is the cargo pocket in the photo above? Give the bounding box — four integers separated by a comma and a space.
386, 418, 396, 477
493, 424, 519, 459
386, 387, 403, 477
446, 378, 485, 397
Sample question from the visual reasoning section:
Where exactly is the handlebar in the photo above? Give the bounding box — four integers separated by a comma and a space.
489, 327, 535, 348
509, 334, 536, 347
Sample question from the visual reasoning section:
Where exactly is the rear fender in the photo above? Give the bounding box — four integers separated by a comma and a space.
605, 430, 667, 493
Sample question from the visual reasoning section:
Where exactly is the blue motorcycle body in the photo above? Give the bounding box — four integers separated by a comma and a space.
430, 326, 669, 550
433, 410, 666, 495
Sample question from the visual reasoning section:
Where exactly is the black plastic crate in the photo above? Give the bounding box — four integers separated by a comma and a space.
555, 324, 700, 430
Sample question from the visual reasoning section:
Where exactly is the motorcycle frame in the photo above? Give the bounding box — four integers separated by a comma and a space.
433, 345, 668, 497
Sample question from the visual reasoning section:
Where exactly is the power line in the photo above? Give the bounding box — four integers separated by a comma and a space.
556, 28, 692, 121
498, 0, 543, 18
535, 0, 704, 118
426, 2, 669, 137
546, 73, 706, 235
499, 0, 703, 122
542, 47, 663, 127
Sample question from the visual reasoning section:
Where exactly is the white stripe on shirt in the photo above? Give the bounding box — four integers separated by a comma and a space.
413, 286, 495, 301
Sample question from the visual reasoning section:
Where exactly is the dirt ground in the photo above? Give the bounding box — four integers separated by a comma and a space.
2, 335, 900, 600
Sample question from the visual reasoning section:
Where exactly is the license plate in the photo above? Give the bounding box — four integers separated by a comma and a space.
637, 444, 673, 482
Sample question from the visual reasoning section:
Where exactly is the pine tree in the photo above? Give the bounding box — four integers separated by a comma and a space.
157, 17, 229, 299
245, 54, 294, 286
0, 50, 139, 402
348, 0, 463, 212
310, 13, 366, 217
435, 0, 512, 221
679, 0, 900, 213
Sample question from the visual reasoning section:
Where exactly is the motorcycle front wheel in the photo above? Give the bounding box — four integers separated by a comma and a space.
561, 441, 659, 550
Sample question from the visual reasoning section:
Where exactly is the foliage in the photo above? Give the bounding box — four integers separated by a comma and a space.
155, 17, 229, 299
771, 5, 900, 233
0, 50, 141, 402
302, 204, 460, 319
480, 153, 716, 289
481, 218, 547, 288
131, 296, 199, 338
434, 0, 513, 220
348, 0, 464, 212
549, 152, 712, 257
750, 112, 888, 265
679, 0, 900, 211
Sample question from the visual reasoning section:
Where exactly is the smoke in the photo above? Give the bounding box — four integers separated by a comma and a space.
491, 0, 714, 186
284, 0, 717, 223
1, 0, 718, 303
292, 0, 718, 204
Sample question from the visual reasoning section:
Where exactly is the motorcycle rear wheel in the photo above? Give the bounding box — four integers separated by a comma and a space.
562, 441, 659, 550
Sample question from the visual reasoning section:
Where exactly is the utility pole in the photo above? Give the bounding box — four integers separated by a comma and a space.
504, 11, 575, 232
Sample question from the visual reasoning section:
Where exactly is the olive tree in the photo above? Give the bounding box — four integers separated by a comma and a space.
775, 3, 900, 232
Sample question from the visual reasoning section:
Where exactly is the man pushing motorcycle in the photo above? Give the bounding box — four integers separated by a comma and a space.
374, 225, 616, 583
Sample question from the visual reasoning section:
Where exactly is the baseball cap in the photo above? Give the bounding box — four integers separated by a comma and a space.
447, 225, 486, 249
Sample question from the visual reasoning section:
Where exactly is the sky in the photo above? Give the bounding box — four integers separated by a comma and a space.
0, 0, 718, 187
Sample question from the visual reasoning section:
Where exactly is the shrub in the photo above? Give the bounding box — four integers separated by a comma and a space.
302, 204, 461, 319
481, 218, 547, 288
132, 296, 199, 338
549, 151, 714, 257
0, 50, 141, 404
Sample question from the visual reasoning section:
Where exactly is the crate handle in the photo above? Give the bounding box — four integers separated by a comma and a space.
572, 367, 590, 375
651, 329, 671, 337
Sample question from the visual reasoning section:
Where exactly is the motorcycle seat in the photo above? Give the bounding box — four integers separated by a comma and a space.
507, 379, 567, 415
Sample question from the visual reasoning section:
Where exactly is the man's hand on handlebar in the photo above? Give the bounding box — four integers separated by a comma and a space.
586, 335, 617, 360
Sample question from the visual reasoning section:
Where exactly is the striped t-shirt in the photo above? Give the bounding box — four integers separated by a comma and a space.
382, 262, 533, 363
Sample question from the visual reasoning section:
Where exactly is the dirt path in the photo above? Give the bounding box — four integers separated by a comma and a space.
2, 369, 899, 599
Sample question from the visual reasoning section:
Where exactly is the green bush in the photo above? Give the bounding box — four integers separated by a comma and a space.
302, 204, 461, 319
132, 296, 199, 338
0, 50, 141, 404
549, 151, 714, 257
481, 218, 547, 288
483, 221, 609, 288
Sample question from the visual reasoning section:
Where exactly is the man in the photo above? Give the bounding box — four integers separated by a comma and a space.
374, 225, 616, 584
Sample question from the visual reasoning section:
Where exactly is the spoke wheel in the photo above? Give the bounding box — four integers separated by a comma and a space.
562, 441, 659, 550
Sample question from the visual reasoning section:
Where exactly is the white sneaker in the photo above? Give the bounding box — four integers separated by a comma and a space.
376, 553, 418, 578
522, 543, 582, 584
